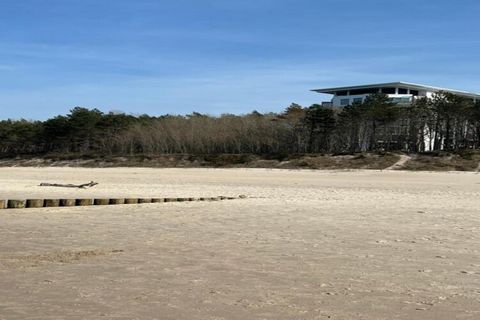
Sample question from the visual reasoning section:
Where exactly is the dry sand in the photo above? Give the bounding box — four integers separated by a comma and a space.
0, 167, 479, 319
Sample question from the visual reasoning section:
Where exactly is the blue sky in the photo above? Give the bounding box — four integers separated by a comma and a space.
1, 0, 479, 119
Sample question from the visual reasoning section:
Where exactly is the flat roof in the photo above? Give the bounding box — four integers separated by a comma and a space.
312, 81, 480, 99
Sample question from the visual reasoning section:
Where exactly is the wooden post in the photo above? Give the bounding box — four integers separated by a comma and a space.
94, 199, 110, 205
76, 199, 93, 206
124, 198, 138, 204
138, 198, 152, 204
0, 200, 6, 209
26, 199, 44, 208
151, 198, 165, 203
60, 199, 76, 207
44, 199, 60, 207
7, 200, 26, 209
164, 198, 176, 202
109, 198, 125, 205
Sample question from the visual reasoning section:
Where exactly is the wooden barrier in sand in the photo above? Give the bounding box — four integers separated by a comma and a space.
7, 200, 26, 209
0, 195, 245, 210
124, 198, 138, 204
76, 199, 93, 206
109, 198, 125, 205
60, 199, 76, 206
44, 199, 60, 207
26, 199, 44, 208
94, 199, 110, 205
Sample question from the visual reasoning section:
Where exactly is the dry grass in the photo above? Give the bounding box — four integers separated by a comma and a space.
1, 151, 479, 171
0, 153, 400, 170
274, 153, 400, 170
404, 151, 480, 171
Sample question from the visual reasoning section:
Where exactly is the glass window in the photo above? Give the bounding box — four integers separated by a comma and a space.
350, 88, 380, 95
390, 97, 412, 104
381, 87, 396, 94
410, 90, 419, 96
353, 98, 363, 104
340, 98, 350, 106
398, 88, 408, 94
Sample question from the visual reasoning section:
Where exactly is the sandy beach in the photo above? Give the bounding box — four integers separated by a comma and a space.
0, 167, 479, 319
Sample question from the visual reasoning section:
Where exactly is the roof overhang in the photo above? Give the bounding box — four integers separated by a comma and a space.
312, 81, 480, 99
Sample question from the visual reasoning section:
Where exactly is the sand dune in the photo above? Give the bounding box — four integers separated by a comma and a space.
0, 167, 479, 319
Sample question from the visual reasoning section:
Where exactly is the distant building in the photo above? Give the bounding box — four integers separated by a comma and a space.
312, 81, 480, 107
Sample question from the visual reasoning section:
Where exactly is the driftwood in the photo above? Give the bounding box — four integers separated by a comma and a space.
39, 181, 98, 189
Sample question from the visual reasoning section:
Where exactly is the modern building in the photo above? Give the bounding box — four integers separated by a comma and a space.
312, 81, 480, 107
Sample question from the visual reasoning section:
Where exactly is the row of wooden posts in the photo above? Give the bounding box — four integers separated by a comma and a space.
0, 196, 242, 209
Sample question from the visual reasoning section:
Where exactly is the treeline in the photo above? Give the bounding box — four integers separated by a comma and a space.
1, 92, 480, 157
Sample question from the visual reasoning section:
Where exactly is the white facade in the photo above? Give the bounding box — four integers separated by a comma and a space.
313, 82, 480, 107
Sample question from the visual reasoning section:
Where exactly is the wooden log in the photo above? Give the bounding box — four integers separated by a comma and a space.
0, 200, 6, 209
151, 198, 165, 203
7, 200, 26, 209
44, 199, 60, 207
198, 197, 207, 201
227, 197, 236, 200
109, 198, 125, 205
76, 199, 93, 206
138, 198, 152, 204
209, 197, 220, 201
124, 198, 139, 204
60, 199, 76, 207
164, 198, 177, 202
39, 181, 98, 189
26, 199, 44, 208
238, 195, 247, 199
94, 198, 110, 205
176, 197, 188, 202
188, 197, 197, 201
219, 196, 227, 200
